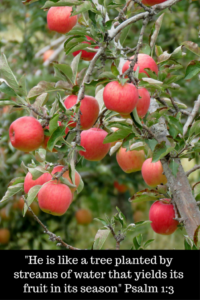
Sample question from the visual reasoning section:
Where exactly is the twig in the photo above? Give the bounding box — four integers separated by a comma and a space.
107, 224, 124, 250
43, 42, 64, 67
183, 95, 200, 136
35, 36, 65, 58
24, 199, 80, 250
186, 164, 200, 177
192, 181, 200, 191
124, 16, 150, 85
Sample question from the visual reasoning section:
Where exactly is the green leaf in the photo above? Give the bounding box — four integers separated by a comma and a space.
0, 82, 17, 96
76, 177, 84, 194
133, 236, 140, 250
47, 126, 66, 152
169, 159, 179, 177
65, 42, 89, 56
22, 0, 38, 4
182, 41, 200, 57
155, 45, 163, 57
42, 0, 81, 9
189, 120, 200, 137
71, 1, 93, 16
150, 13, 165, 53
59, 177, 77, 189
0, 183, 24, 203
8, 177, 25, 186
168, 116, 183, 134
116, 206, 127, 228
111, 63, 120, 77
28, 81, 65, 100
49, 114, 59, 135
131, 108, 143, 129
152, 141, 174, 162
94, 218, 108, 227
0, 100, 18, 106
23, 185, 42, 216
143, 239, 154, 248
103, 128, 132, 144
93, 229, 110, 250
129, 189, 165, 204
28, 167, 48, 180
185, 60, 200, 80
120, 25, 131, 46
70, 52, 82, 85
0, 53, 19, 93
54, 64, 73, 84
144, 139, 158, 152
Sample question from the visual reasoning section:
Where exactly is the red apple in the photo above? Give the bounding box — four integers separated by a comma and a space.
79, 128, 111, 161
52, 165, 81, 193
42, 121, 68, 152
114, 181, 128, 193
116, 147, 145, 173
47, 6, 77, 34
141, 158, 167, 187
64, 95, 99, 130
120, 87, 150, 118
9, 116, 44, 152
103, 81, 138, 115
38, 180, 72, 216
149, 199, 178, 235
75, 209, 92, 225
43, 49, 54, 62
0, 228, 10, 244
72, 36, 99, 61
24, 171, 52, 194
122, 53, 158, 77
142, 0, 167, 5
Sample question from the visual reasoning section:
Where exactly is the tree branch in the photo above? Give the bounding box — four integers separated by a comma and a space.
24, 199, 80, 250
183, 95, 200, 136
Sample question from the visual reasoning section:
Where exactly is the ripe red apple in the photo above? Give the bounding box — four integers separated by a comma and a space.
149, 199, 178, 235
120, 87, 150, 119
79, 128, 111, 161
9, 116, 44, 152
24, 171, 52, 194
72, 36, 99, 61
122, 53, 158, 77
75, 209, 92, 225
0, 228, 10, 244
142, 0, 167, 5
42, 121, 69, 152
52, 165, 80, 193
43, 49, 54, 62
47, 6, 77, 34
141, 158, 167, 187
114, 181, 128, 193
64, 95, 99, 130
38, 180, 72, 216
116, 147, 145, 173
103, 81, 138, 115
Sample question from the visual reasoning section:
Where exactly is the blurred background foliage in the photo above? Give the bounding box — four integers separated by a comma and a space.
0, 0, 200, 250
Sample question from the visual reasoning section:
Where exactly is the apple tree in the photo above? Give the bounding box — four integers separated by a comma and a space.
0, 0, 200, 250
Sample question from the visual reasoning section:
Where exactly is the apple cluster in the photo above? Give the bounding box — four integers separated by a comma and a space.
7, 2, 177, 237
